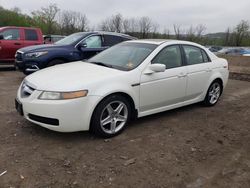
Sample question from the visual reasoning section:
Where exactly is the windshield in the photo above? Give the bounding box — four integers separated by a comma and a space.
55, 32, 87, 45
88, 42, 157, 71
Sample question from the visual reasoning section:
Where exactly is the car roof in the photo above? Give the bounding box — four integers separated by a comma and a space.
89, 31, 137, 39
126, 39, 205, 47
0, 26, 40, 30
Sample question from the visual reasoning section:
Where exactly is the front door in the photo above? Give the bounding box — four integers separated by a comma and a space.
0, 28, 23, 61
140, 45, 187, 113
79, 35, 106, 59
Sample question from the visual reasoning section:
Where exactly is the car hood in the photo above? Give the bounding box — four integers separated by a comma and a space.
18, 44, 69, 53
25, 61, 124, 92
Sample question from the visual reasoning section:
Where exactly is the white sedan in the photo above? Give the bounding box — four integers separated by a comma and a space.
15, 40, 229, 137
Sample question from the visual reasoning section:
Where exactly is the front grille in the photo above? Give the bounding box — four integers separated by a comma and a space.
21, 82, 35, 98
28, 114, 59, 126
15, 51, 23, 61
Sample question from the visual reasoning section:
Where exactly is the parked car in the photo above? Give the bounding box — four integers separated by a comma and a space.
0, 26, 43, 67
15, 31, 136, 74
43, 35, 65, 44
217, 48, 250, 56
15, 40, 229, 137
209, 46, 223, 52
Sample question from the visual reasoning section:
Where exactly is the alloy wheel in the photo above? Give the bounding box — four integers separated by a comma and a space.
100, 101, 128, 134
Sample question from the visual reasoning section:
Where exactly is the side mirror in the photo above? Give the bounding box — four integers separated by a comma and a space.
78, 43, 87, 50
0, 35, 4, 40
144, 64, 166, 75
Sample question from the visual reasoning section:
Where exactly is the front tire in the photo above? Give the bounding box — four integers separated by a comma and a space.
203, 81, 222, 106
47, 59, 65, 67
90, 95, 131, 138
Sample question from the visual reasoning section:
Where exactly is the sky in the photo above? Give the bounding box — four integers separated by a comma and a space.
0, 0, 250, 33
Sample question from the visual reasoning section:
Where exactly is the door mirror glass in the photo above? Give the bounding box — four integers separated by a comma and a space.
79, 42, 87, 49
149, 64, 166, 72
0, 35, 4, 40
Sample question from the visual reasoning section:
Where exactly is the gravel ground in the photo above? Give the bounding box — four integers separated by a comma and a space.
0, 70, 250, 188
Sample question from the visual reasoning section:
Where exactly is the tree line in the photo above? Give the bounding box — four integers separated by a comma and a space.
0, 4, 250, 46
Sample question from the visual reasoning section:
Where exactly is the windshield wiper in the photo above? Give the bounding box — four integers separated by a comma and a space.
89, 61, 113, 68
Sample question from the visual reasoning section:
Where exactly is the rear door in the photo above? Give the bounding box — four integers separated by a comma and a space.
0, 28, 23, 61
182, 45, 212, 100
23, 29, 41, 47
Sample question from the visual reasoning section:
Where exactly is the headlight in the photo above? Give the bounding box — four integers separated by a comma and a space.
25, 51, 48, 58
38, 90, 88, 100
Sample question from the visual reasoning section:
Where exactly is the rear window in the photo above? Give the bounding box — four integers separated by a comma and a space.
25, 29, 38, 41
103, 35, 123, 46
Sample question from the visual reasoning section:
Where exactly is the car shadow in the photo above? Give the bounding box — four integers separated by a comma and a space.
127, 102, 205, 132
22, 102, 203, 141
0, 66, 16, 71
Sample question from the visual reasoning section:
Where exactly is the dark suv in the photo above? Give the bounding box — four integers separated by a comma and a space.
15, 31, 136, 74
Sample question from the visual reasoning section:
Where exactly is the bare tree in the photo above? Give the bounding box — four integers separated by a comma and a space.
151, 22, 159, 37
196, 24, 206, 38
76, 13, 88, 32
99, 18, 114, 31
111, 13, 123, 33
186, 25, 196, 41
234, 20, 249, 46
163, 28, 171, 39
224, 27, 231, 46
173, 24, 182, 39
123, 18, 139, 33
139, 17, 152, 38
32, 4, 60, 34
99, 13, 123, 32
58, 11, 77, 34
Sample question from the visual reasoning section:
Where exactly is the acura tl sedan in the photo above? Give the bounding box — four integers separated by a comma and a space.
15, 40, 229, 137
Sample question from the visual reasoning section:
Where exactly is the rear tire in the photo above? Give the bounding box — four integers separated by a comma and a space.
203, 80, 222, 106
90, 95, 131, 138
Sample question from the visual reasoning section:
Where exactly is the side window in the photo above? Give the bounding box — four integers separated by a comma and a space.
83, 36, 102, 48
103, 35, 122, 46
152, 45, 182, 69
201, 50, 210, 62
183, 45, 205, 65
25, 29, 38, 41
0, 29, 20, 40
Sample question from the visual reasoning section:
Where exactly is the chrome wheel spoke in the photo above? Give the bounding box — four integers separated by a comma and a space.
101, 116, 112, 126
106, 104, 114, 115
115, 103, 124, 114
116, 114, 126, 122
110, 120, 116, 134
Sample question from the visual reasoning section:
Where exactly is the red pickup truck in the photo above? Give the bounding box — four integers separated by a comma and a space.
0, 26, 43, 67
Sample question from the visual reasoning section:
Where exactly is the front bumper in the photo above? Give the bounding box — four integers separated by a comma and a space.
15, 59, 40, 73
16, 87, 101, 132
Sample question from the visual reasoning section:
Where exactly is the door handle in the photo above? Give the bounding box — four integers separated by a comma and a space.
206, 68, 212, 72
14, 43, 21, 45
178, 73, 187, 78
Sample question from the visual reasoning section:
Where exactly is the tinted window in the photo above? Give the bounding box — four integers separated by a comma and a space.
152, 45, 182, 69
0, 29, 20, 40
83, 35, 102, 48
103, 35, 122, 46
25, 29, 38, 41
183, 45, 206, 65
